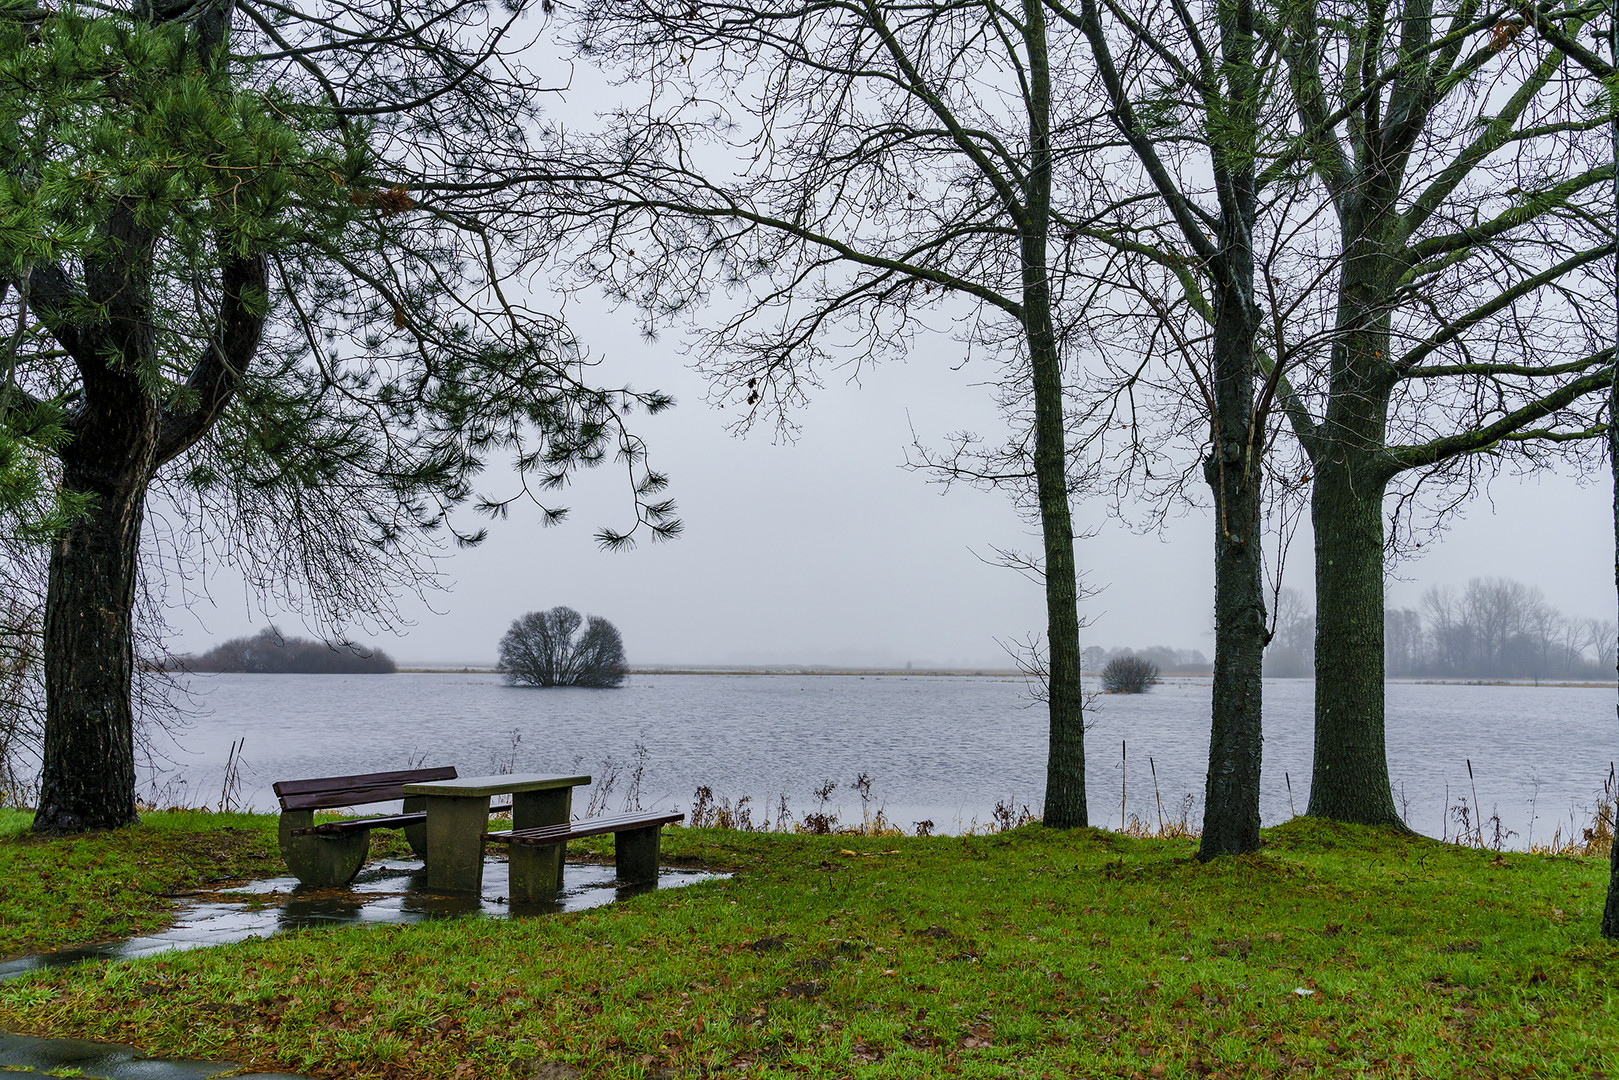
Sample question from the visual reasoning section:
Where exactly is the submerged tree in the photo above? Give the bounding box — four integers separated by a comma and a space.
498, 608, 627, 688
1100, 654, 1160, 693
3, 0, 676, 832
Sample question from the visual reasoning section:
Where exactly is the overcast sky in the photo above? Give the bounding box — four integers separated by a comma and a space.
162, 286, 1615, 669
159, 22, 1618, 669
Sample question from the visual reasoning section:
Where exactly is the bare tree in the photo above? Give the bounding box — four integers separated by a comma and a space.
498, 608, 628, 688
1254, 0, 1617, 825
1470, 0, 1619, 944
1053, 0, 1287, 857
554, 0, 1097, 825
0, 546, 43, 806
1384, 604, 1425, 677
1265, 586, 1315, 677
1101, 653, 1161, 692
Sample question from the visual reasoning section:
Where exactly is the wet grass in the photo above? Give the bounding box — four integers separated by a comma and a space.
0, 810, 281, 957
2, 817, 1619, 1077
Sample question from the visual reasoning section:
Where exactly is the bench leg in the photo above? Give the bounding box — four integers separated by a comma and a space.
615, 825, 663, 886
512, 787, 572, 832
278, 811, 369, 888
402, 796, 427, 857
508, 840, 567, 903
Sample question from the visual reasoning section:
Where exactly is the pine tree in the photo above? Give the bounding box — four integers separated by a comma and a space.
1, 0, 676, 831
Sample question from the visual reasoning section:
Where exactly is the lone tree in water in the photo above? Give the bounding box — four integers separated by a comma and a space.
1101, 655, 1160, 695
498, 608, 628, 688
5, 0, 676, 833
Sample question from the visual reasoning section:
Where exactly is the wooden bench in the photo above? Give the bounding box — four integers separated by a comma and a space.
273, 767, 511, 888
485, 810, 685, 902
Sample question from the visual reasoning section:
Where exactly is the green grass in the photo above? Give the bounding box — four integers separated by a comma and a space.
2, 818, 1618, 1078
0, 808, 34, 841
0, 810, 282, 956
0, 809, 413, 957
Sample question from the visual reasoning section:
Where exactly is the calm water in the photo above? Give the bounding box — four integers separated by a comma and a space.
143, 672, 1619, 848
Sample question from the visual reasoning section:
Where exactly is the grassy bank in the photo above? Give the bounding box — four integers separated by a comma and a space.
0, 810, 282, 956
2, 816, 1618, 1077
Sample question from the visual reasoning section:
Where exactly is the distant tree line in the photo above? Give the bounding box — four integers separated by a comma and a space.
181, 627, 397, 675
1387, 579, 1616, 682
1263, 580, 1617, 682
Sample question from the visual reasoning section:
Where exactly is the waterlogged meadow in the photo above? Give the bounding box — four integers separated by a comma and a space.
2, 814, 1618, 1078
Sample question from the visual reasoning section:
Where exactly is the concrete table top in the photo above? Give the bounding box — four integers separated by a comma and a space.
401, 773, 590, 798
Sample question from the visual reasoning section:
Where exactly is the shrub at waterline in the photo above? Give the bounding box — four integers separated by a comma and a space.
1102, 653, 1160, 693
498, 607, 627, 688
3, 819, 1619, 1079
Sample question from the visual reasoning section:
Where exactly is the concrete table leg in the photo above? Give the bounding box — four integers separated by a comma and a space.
507, 787, 573, 902
422, 794, 492, 895
615, 826, 661, 886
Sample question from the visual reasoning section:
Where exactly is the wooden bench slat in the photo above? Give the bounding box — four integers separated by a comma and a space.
274, 766, 458, 811
487, 811, 685, 847
288, 800, 514, 837
291, 811, 426, 836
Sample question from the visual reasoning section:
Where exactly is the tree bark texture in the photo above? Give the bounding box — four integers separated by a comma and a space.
1605, 394, 1619, 934
1306, 453, 1403, 824
33, 374, 160, 832
1024, 0, 1087, 829
1602, 11, 1618, 936
1198, 291, 1266, 858
1194, 0, 1265, 861
1304, 217, 1405, 827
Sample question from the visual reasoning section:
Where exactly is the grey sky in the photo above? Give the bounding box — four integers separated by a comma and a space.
161, 21, 1619, 669
164, 287, 1616, 669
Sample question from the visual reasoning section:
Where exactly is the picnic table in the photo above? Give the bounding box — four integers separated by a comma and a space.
274, 766, 478, 888
400, 772, 590, 895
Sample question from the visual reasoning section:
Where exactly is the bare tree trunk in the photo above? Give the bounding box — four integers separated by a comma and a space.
1198, 286, 1265, 858
34, 405, 160, 832
1602, 0, 1619, 939
1605, 397, 1619, 933
1190, 0, 1267, 860
1024, 0, 1087, 829
1306, 453, 1403, 825
1303, 225, 1404, 828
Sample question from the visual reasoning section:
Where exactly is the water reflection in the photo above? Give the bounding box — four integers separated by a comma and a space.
0, 857, 723, 982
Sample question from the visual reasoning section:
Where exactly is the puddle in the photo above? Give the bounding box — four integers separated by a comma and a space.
0, 858, 721, 982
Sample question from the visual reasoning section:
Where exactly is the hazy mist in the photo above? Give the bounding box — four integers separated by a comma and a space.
161, 286, 1614, 671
